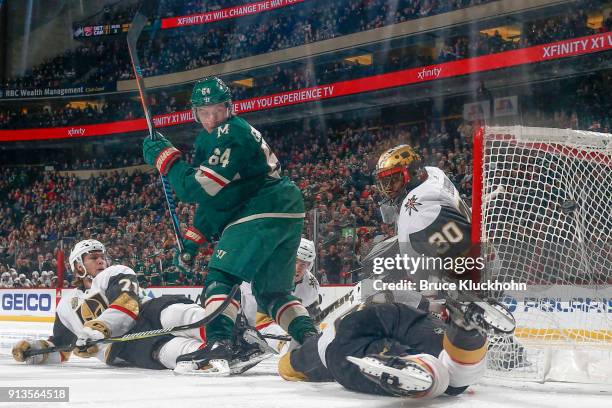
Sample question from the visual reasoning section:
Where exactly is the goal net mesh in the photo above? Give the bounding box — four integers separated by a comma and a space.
475, 126, 612, 382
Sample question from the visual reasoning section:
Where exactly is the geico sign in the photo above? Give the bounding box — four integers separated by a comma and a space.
1, 293, 52, 311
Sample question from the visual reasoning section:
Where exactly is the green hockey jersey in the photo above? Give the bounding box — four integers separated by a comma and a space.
167, 115, 304, 238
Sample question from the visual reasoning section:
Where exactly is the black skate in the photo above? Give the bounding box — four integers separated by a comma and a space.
445, 292, 516, 335
346, 354, 433, 397
174, 338, 234, 376
228, 327, 277, 375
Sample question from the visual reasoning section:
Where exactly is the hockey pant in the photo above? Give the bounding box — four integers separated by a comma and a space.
281, 303, 487, 397
106, 295, 207, 369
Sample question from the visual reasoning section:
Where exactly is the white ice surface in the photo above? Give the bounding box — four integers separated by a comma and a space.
1, 322, 611, 408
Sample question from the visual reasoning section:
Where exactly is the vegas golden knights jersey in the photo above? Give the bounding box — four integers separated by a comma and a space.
396, 166, 472, 284
50, 265, 147, 362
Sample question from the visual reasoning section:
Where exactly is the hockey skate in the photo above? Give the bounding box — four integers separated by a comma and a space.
228, 327, 277, 375
444, 291, 516, 336
346, 354, 434, 397
174, 338, 235, 376
173, 327, 276, 376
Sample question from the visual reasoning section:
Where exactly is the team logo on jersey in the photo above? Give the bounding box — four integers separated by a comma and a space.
76, 293, 108, 324
216, 249, 227, 259
404, 195, 422, 216
217, 124, 229, 138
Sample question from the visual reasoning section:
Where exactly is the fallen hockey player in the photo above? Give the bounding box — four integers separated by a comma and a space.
11, 239, 269, 374
275, 141, 517, 398
278, 293, 515, 398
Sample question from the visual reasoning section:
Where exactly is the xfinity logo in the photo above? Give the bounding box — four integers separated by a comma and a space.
2, 293, 52, 311
67, 128, 86, 137
417, 67, 442, 80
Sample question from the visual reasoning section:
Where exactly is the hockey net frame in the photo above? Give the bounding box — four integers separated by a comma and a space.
471, 125, 612, 385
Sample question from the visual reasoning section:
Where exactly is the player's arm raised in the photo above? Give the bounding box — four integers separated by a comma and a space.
143, 133, 244, 204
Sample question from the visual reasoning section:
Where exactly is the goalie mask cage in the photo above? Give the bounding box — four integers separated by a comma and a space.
471, 126, 612, 385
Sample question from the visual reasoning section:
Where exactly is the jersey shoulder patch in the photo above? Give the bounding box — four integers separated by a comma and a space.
422, 167, 462, 208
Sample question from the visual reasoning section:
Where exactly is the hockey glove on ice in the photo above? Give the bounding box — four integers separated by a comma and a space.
143, 132, 181, 175
12, 339, 62, 365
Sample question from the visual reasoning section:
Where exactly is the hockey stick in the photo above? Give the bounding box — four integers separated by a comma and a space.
127, 1, 184, 253
309, 236, 400, 324
23, 284, 240, 359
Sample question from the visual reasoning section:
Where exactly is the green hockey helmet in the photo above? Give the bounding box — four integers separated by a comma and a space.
191, 77, 232, 108
191, 77, 232, 124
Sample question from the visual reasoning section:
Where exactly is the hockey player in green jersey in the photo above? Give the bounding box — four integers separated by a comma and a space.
143, 76, 317, 375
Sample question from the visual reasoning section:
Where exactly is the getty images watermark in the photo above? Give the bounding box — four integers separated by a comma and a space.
371, 254, 527, 292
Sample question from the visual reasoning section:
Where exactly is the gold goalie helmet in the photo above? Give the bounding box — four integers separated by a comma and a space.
375, 144, 422, 200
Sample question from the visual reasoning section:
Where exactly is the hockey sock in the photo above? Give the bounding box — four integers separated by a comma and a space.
443, 321, 487, 365
265, 294, 317, 344
203, 269, 242, 343
437, 321, 488, 390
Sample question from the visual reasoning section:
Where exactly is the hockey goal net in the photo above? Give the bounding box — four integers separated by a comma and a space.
472, 125, 612, 384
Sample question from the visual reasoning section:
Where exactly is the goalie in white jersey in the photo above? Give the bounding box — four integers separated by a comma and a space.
376, 145, 472, 278
12, 239, 209, 369
276, 145, 518, 399
241, 238, 320, 353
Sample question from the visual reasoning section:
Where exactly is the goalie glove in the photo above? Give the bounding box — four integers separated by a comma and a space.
142, 132, 181, 175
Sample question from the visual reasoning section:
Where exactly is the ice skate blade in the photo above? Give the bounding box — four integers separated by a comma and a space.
173, 359, 230, 377
242, 328, 279, 355
346, 356, 433, 392
478, 301, 516, 334
229, 351, 274, 375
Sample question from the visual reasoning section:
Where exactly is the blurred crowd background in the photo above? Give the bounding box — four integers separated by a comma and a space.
0, 0, 610, 288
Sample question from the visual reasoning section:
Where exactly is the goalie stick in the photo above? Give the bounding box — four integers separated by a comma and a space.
23, 284, 240, 359
126, 1, 184, 253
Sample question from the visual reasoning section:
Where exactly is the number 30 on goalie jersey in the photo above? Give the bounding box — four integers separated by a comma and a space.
397, 167, 472, 260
